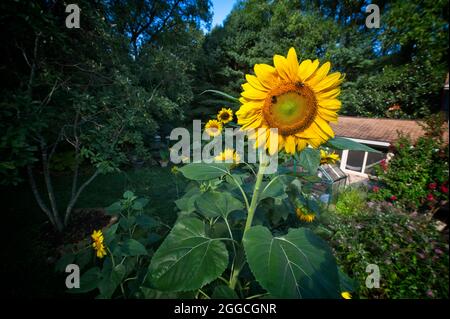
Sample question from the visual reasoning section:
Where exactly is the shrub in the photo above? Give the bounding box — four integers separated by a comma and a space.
320, 202, 449, 299
335, 186, 367, 216
369, 113, 449, 212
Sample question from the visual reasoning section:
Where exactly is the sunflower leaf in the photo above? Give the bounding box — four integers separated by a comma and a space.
148, 217, 229, 292
326, 137, 381, 153
243, 226, 341, 298
178, 163, 231, 180
201, 89, 240, 103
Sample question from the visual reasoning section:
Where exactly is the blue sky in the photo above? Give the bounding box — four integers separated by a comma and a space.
211, 0, 237, 27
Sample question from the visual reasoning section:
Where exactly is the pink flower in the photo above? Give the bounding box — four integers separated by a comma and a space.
428, 183, 437, 190
434, 248, 444, 255
426, 290, 434, 298
441, 185, 449, 194
390, 195, 397, 201
427, 194, 435, 201
372, 186, 380, 193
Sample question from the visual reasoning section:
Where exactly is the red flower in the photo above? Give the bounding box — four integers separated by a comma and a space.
380, 159, 388, 171
428, 183, 437, 190
427, 194, 435, 201
372, 186, 380, 193
390, 195, 397, 201
441, 185, 449, 194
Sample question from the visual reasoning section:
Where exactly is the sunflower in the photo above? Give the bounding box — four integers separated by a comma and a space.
91, 229, 107, 259
341, 291, 352, 299
217, 108, 234, 124
320, 149, 340, 165
205, 119, 223, 137
215, 148, 241, 163
236, 47, 344, 155
295, 207, 315, 223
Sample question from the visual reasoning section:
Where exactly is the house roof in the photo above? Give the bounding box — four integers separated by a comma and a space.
330, 116, 449, 144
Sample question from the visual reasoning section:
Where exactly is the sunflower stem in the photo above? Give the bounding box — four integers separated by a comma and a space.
244, 152, 268, 234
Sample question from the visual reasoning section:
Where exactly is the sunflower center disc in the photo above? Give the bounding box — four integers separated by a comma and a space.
262, 82, 317, 136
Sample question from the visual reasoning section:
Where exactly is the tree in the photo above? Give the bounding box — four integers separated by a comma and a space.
0, 0, 211, 231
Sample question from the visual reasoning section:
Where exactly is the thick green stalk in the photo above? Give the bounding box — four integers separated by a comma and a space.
244, 154, 267, 233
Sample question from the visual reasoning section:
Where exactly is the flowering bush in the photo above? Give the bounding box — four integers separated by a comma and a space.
320, 202, 449, 299
369, 114, 449, 212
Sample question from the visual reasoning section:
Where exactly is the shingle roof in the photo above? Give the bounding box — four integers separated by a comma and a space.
330, 116, 449, 144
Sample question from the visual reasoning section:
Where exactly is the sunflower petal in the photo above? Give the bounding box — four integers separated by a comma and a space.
318, 99, 341, 111
245, 74, 269, 92
273, 54, 291, 82
317, 88, 341, 100
314, 117, 335, 138
298, 59, 319, 82
284, 135, 296, 154
241, 83, 267, 100
286, 47, 299, 82
318, 108, 338, 122
307, 62, 331, 87
313, 72, 343, 92
254, 63, 279, 89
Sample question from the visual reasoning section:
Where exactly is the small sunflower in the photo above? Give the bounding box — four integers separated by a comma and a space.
320, 149, 340, 165
91, 229, 107, 259
236, 47, 344, 155
295, 207, 315, 223
217, 108, 234, 124
205, 119, 223, 137
341, 291, 352, 299
215, 148, 241, 163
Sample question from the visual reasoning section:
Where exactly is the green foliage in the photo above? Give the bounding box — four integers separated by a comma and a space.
56, 191, 166, 298
335, 187, 367, 217
321, 202, 449, 299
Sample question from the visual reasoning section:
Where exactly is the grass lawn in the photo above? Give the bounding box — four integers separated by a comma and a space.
0, 166, 182, 298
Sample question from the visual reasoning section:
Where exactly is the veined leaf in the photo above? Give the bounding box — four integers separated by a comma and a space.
195, 191, 244, 218
149, 217, 228, 292
178, 163, 231, 180
297, 148, 320, 174
243, 226, 340, 298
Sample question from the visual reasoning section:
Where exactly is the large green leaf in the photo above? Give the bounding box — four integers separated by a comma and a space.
259, 176, 286, 201
297, 148, 321, 174
243, 226, 341, 299
195, 191, 244, 218
175, 188, 202, 213
121, 239, 147, 256
149, 217, 229, 292
326, 137, 380, 153
178, 163, 231, 180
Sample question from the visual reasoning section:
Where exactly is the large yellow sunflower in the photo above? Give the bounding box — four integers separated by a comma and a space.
236, 47, 344, 155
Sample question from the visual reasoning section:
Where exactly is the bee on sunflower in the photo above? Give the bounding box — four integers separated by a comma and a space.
236, 47, 344, 155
